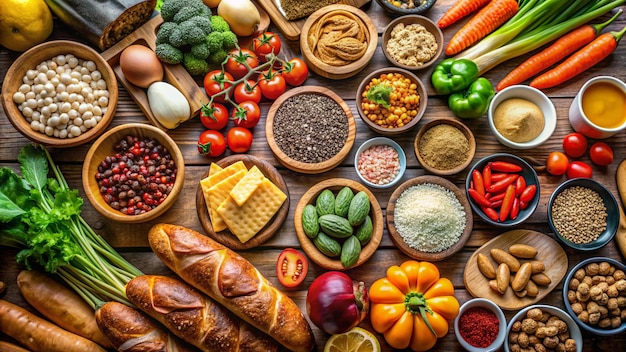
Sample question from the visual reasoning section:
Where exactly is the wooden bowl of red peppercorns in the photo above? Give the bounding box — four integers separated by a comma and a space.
82, 123, 185, 223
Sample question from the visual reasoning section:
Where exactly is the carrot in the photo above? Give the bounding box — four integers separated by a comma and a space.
16, 270, 112, 349
497, 10, 622, 91
530, 25, 626, 90
0, 341, 30, 352
437, 0, 491, 29
0, 299, 107, 352
445, 0, 519, 56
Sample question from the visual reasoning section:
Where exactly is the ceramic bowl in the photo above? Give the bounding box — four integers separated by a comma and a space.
454, 298, 507, 352
386, 175, 473, 261
563, 257, 626, 336
488, 85, 557, 149
414, 118, 476, 176
505, 305, 583, 352
381, 15, 444, 70
300, 4, 378, 80
1, 40, 118, 148
356, 67, 427, 136
354, 137, 407, 189
465, 153, 540, 227
547, 178, 619, 251
265, 85, 356, 174
375, 0, 438, 17
294, 178, 384, 271
82, 123, 184, 223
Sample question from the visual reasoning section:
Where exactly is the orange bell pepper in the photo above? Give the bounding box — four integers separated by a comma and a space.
369, 260, 460, 351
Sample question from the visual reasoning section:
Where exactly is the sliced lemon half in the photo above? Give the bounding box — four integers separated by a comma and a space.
324, 327, 381, 352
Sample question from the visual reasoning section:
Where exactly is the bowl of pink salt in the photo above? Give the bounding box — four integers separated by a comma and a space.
354, 137, 406, 189
454, 298, 507, 352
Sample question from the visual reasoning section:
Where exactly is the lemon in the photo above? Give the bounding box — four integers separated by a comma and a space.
324, 327, 381, 352
0, 0, 53, 52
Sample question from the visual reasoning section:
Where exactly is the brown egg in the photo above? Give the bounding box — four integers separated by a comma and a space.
119, 44, 164, 88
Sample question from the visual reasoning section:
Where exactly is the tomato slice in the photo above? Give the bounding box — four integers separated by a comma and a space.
276, 248, 308, 288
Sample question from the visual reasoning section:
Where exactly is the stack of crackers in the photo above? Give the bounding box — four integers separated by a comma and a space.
200, 161, 287, 244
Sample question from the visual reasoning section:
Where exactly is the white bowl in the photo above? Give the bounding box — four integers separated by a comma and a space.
488, 85, 557, 149
454, 298, 507, 352
354, 137, 406, 189
504, 305, 583, 352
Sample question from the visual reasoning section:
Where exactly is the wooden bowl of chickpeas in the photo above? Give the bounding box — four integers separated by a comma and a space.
356, 67, 427, 136
1, 40, 118, 148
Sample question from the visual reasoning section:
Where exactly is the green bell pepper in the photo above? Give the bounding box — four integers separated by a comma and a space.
448, 77, 495, 119
431, 58, 479, 96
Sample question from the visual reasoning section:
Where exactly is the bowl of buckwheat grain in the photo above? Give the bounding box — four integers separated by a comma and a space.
547, 178, 619, 251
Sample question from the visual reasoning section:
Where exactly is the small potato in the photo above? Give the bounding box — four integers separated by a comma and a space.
512, 262, 533, 292
514, 289, 528, 298
526, 280, 539, 297
509, 243, 538, 259
491, 248, 521, 272
531, 273, 552, 286
489, 280, 500, 294
497, 263, 511, 294
477, 253, 496, 279
530, 260, 546, 274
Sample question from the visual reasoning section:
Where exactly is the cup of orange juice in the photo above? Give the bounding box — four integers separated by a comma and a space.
569, 76, 626, 139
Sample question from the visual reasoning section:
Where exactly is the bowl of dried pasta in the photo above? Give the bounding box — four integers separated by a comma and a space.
300, 4, 378, 80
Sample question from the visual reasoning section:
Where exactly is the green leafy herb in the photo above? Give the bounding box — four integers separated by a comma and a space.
366, 84, 393, 109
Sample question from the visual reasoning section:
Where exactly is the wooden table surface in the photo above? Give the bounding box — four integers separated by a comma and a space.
2, 0, 626, 350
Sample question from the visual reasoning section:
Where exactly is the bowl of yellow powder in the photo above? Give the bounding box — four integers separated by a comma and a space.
488, 85, 557, 149
414, 118, 476, 176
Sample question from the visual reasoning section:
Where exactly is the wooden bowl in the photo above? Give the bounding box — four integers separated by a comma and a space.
356, 67, 427, 136
266, 86, 356, 174
375, 0, 438, 17
386, 175, 473, 261
82, 123, 184, 223
2, 40, 118, 148
414, 118, 476, 175
195, 154, 290, 250
300, 4, 378, 80
294, 178, 383, 270
382, 15, 444, 70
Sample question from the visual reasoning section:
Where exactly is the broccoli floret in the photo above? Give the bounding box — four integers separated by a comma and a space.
156, 22, 178, 45
206, 31, 224, 53
173, 5, 203, 23
209, 50, 228, 65
160, 0, 187, 22
190, 42, 210, 60
210, 15, 230, 33
221, 31, 238, 50
190, 15, 212, 34
179, 20, 207, 45
168, 26, 186, 47
155, 43, 184, 65
183, 53, 210, 76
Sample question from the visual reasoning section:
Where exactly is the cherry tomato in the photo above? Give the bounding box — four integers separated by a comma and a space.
197, 130, 226, 157
233, 80, 261, 104
282, 58, 309, 87
567, 161, 593, 179
546, 151, 569, 176
252, 31, 282, 61
258, 69, 286, 100
227, 126, 253, 153
276, 248, 308, 288
232, 101, 261, 129
203, 70, 233, 103
225, 48, 258, 80
562, 132, 588, 158
589, 142, 614, 166
199, 103, 229, 130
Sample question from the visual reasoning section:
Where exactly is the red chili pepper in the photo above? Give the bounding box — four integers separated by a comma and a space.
499, 184, 516, 222
490, 199, 503, 208
510, 196, 520, 220
488, 192, 506, 202
481, 206, 499, 222
489, 173, 509, 182
472, 169, 485, 196
482, 164, 492, 190
469, 188, 491, 207
520, 200, 529, 210
520, 184, 537, 203
486, 174, 518, 194
489, 161, 523, 173
515, 176, 526, 196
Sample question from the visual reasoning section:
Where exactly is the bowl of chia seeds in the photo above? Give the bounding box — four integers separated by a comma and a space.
547, 178, 619, 251
265, 85, 356, 174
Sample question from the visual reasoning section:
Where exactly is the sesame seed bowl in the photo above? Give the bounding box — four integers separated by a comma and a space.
547, 178, 619, 251
386, 175, 473, 261
354, 137, 407, 189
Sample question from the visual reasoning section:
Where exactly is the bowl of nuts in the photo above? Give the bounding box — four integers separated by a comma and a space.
563, 257, 626, 336
82, 123, 184, 223
548, 178, 619, 251
2, 40, 118, 148
505, 305, 582, 352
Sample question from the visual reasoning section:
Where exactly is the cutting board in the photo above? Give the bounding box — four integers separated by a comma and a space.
257, 0, 372, 40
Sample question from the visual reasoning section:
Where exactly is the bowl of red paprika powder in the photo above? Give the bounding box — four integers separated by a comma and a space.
454, 298, 506, 352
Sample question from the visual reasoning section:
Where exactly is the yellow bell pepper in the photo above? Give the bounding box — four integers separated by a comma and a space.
369, 260, 460, 351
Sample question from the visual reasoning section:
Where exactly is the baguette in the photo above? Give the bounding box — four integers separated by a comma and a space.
148, 223, 315, 352
126, 275, 279, 352
95, 301, 196, 352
